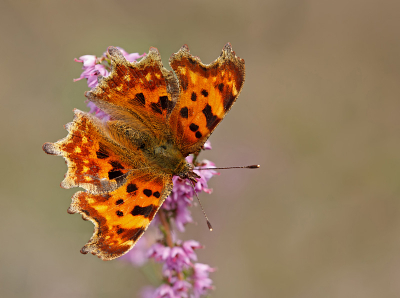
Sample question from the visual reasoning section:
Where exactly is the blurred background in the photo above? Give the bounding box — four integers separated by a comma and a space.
1, 0, 400, 297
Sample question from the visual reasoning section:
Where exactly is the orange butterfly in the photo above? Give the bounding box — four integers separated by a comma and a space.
43, 43, 245, 260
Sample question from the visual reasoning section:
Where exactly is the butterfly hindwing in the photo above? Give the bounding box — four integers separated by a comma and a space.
168, 43, 245, 156
43, 109, 173, 260
68, 173, 173, 260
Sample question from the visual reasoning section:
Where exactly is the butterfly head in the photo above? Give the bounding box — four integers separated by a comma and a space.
178, 163, 201, 184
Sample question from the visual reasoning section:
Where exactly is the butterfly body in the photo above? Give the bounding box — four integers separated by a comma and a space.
43, 43, 245, 260
107, 119, 188, 177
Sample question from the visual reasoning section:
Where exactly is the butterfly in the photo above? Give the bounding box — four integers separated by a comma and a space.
42, 43, 245, 260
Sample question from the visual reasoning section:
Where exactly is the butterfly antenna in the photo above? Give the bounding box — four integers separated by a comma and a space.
195, 164, 260, 170
188, 179, 213, 231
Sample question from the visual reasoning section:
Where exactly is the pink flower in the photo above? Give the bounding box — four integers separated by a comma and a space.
166, 246, 191, 272
140, 286, 157, 298
175, 200, 193, 232
182, 240, 202, 262
172, 280, 191, 298
202, 141, 212, 150
149, 244, 192, 273
148, 243, 170, 262
154, 284, 175, 298
192, 158, 219, 194
74, 55, 109, 88
87, 64, 109, 88
111, 47, 146, 62
86, 101, 111, 121
192, 263, 215, 298
74, 55, 96, 67
150, 280, 192, 298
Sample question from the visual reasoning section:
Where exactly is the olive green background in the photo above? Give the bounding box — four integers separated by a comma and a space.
1, 0, 400, 297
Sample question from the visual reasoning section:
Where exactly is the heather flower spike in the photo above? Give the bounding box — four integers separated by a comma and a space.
69, 45, 248, 297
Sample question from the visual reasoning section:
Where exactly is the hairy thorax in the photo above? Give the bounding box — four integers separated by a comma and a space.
108, 120, 189, 177
147, 141, 188, 176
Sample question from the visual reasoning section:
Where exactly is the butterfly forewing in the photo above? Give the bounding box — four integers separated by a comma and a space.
168, 43, 245, 156
86, 47, 179, 139
43, 109, 146, 193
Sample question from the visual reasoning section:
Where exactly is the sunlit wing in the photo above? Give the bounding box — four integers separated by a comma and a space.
85, 47, 179, 140
168, 43, 245, 156
43, 109, 173, 260
43, 109, 145, 193
68, 173, 172, 260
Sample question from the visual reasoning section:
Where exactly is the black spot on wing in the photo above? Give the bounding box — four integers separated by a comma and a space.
117, 228, 125, 234
202, 104, 219, 130
116, 210, 123, 217
134, 93, 146, 106
153, 191, 160, 198
108, 160, 125, 180
96, 143, 109, 159
191, 92, 197, 101
143, 189, 152, 197
180, 107, 189, 118
159, 96, 169, 109
127, 183, 138, 193
131, 204, 156, 218
109, 161, 124, 169
159, 96, 174, 112
115, 199, 124, 205
108, 170, 123, 180
189, 123, 199, 132
201, 89, 209, 97
150, 102, 162, 114
195, 131, 202, 139
96, 151, 108, 159
218, 83, 224, 92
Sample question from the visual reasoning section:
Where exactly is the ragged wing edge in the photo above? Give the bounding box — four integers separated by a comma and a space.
67, 174, 173, 260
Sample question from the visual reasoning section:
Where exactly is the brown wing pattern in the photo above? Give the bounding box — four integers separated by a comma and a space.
43, 109, 172, 260
86, 47, 179, 139
43, 109, 143, 193
169, 43, 245, 156
68, 173, 172, 260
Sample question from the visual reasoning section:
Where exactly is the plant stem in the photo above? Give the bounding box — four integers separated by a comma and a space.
159, 209, 174, 247
158, 209, 184, 280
